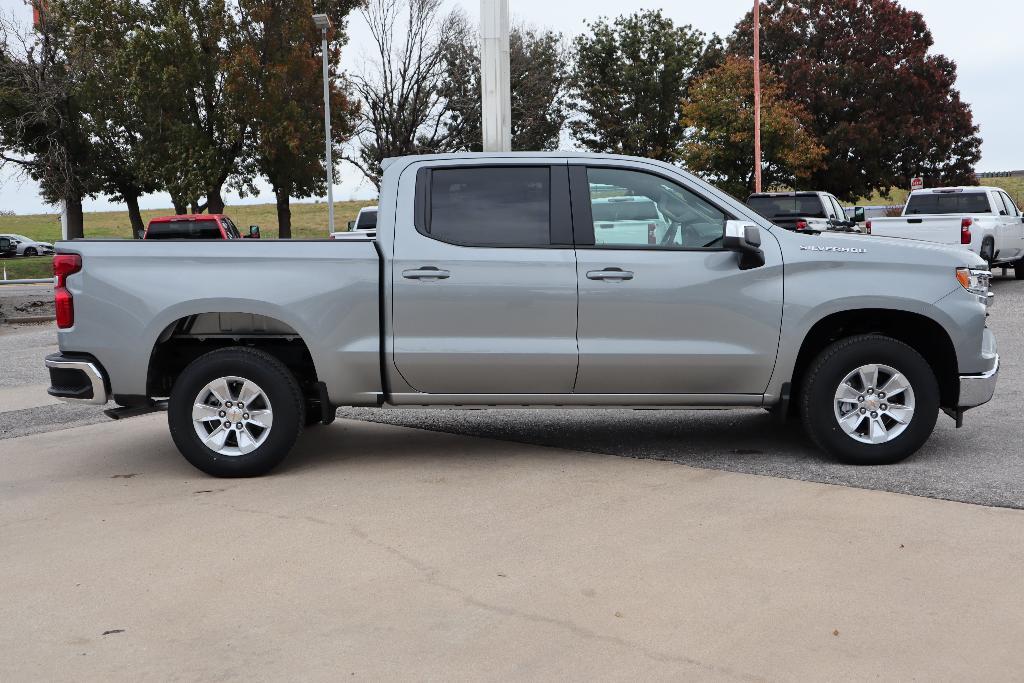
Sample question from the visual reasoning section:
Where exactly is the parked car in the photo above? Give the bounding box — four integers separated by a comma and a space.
746, 192, 861, 233
590, 196, 672, 245
143, 215, 260, 240
865, 187, 1024, 277
47, 152, 998, 477
0, 233, 55, 257
0, 236, 16, 258
331, 206, 378, 240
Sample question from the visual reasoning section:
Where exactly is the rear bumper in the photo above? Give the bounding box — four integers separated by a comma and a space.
45, 353, 110, 405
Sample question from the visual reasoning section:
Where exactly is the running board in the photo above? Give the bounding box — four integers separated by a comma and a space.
105, 400, 168, 421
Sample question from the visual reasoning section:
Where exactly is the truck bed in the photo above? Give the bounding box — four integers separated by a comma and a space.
55, 239, 384, 406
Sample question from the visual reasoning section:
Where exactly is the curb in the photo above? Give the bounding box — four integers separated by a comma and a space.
2, 315, 56, 325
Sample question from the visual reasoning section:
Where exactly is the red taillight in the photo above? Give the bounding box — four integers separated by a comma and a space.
53, 254, 82, 329
795, 220, 808, 231
961, 217, 973, 245
648, 223, 657, 245
865, 220, 872, 234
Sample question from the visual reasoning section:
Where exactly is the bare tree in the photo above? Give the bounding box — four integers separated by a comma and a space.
347, 0, 458, 188
0, 13, 95, 238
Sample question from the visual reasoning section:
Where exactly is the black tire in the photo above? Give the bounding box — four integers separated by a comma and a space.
980, 238, 995, 267
1015, 259, 1024, 280
168, 347, 304, 477
800, 335, 939, 466
23, 247, 37, 257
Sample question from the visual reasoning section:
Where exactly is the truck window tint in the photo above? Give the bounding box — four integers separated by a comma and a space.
357, 210, 378, 230
429, 167, 550, 246
587, 168, 726, 249
905, 193, 992, 215
999, 192, 1019, 217
746, 195, 827, 219
146, 220, 223, 239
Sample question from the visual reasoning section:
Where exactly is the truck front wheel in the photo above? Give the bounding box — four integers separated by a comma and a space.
168, 347, 305, 477
800, 335, 939, 465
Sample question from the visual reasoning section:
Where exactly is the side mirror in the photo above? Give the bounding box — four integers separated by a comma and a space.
347, 220, 356, 231
853, 207, 866, 223
723, 220, 765, 270
248, 225, 261, 239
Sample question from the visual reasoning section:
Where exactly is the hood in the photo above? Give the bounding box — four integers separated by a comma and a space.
773, 227, 986, 269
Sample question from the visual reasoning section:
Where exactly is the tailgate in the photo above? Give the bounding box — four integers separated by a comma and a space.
870, 217, 961, 245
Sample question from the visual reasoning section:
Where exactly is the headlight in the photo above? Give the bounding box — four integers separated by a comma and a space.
956, 267, 993, 306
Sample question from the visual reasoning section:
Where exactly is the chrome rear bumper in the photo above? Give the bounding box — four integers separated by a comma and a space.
45, 354, 110, 405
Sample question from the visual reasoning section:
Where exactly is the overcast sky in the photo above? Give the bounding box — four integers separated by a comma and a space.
0, 0, 1021, 215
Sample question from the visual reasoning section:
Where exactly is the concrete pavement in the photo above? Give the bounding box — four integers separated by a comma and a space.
2, 416, 1023, 680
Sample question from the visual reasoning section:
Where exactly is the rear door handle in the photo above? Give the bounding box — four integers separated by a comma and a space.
403, 267, 451, 280
586, 268, 634, 281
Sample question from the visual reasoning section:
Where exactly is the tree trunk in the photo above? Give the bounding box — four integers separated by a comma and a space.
275, 187, 292, 239
207, 186, 225, 214
65, 194, 85, 240
172, 196, 188, 215
124, 192, 145, 239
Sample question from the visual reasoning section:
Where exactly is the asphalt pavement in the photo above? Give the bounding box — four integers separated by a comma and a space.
3, 276, 1022, 508
340, 274, 1024, 510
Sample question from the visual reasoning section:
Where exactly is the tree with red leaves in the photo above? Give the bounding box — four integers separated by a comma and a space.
730, 0, 981, 200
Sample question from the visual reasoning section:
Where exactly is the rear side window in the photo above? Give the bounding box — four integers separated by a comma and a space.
426, 167, 550, 246
905, 193, 992, 215
146, 220, 223, 239
998, 192, 1019, 217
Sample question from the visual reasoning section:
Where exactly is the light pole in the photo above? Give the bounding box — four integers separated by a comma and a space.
313, 13, 336, 233
752, 0, 763, 193
480, 0, 511, 152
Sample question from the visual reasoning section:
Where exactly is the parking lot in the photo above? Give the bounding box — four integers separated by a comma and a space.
2, 275, 1023, 679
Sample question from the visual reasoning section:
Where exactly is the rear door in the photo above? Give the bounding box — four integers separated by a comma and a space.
995, 191, 1024, 260
390, 162, 579, 395
570, 161, 784, 396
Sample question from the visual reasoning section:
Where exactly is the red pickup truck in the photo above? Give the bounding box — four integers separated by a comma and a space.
143, 214, 261, 240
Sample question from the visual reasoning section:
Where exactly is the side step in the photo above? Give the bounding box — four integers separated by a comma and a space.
105, 400, 168, 421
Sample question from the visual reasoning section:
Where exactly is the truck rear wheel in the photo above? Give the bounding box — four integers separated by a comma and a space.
800, 335, 939, 466
168, 347, 304, 477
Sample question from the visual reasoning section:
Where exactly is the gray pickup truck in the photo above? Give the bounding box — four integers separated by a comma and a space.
46, 153, 999, 477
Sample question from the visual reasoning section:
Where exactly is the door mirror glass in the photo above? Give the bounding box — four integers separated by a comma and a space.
248, 225, 261, 239
853, 206, 866, 223
347, 220, 356, 231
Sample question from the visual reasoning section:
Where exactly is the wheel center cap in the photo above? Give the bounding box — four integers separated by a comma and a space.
865, 397, 881, 411
227, 407, 244, 422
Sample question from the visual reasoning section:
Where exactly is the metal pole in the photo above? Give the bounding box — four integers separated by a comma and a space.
480, 0, 511, 152
321, 28, 336, 233
753, 0, 763, 193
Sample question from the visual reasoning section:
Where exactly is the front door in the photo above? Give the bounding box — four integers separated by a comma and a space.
570, 163, 784, 396
391, 162, 579, 395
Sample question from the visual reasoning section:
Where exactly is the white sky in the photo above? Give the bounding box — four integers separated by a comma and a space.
0, 0, 1021, 214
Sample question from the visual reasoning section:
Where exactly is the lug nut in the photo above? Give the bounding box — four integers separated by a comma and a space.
878, 392, 886, 399
870, 411, 878, 418
860, 408, 867, 414
858, 395, 865, 402
219, 410, 226, 418
237, 403, 244, 409
867, 388, 874, 394
236, 422, 243, 430
243, 413, 249, 420
880, 403, 888, 411
225, 401, 233, 408
223, 420, 231, 428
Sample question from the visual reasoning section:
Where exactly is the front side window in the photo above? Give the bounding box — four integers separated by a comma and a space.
427, 167, 550, 246
586, 168, 727, 249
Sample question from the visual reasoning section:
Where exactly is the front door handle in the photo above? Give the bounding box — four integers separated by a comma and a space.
403, 267, 451, 280
586, 268, 634, 281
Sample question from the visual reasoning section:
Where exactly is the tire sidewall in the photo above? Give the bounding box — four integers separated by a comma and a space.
169, 350, 303, 477
803, 337, 939, 465
24, 247, 37, 257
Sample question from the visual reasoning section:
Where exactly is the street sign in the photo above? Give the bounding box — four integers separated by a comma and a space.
911, 177, 924, 191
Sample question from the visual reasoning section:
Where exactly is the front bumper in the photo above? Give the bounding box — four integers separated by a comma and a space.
959, 355, 999, 409
45, 353, 110, 405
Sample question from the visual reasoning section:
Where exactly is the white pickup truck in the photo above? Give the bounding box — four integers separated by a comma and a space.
867, 187, 1024, 277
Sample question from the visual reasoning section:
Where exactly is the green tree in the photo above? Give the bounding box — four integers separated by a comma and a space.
439, 14, 569, 152
569, 10, 712, 162
232, 0, 361, 237
729, 0, 981, 199
681, 56, 827, 198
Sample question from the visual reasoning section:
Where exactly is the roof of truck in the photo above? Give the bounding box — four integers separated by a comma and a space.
148, 214, 227, 223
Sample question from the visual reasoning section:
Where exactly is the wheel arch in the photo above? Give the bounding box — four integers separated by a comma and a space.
787, 308, 959, 413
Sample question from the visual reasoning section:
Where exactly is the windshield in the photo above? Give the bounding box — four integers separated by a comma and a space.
905, 192, 991, 215
746, 195, 826, 219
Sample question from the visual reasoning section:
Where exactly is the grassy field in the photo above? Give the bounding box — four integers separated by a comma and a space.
0, 256, 52, 280
851, 176, 1024, 207
0, 199, 376, 243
